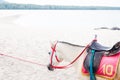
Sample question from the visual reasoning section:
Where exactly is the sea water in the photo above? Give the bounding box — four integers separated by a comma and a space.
0, 10, 120, 46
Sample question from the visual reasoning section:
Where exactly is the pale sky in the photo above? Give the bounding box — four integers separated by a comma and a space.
0, 0, 4, 2
5, 0, 120, 7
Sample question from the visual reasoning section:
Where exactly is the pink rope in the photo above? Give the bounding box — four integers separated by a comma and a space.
50, 39, 96, 69
0, 53, 47, 67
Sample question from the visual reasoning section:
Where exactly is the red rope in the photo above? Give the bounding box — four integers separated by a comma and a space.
51, 44, 90, 69
0, 53, 47, 67
50, 39, 96, 69
50, 42, 58, 65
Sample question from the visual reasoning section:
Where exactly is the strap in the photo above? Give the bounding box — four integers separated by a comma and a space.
90, 49, 96, 80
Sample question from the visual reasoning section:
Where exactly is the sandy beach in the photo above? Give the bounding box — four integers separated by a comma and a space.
0, 10, 120, 80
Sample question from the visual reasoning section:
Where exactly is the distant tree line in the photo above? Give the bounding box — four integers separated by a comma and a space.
111, 27, 120, 30
1, 2, 120, 10
94, 27, 120, 30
